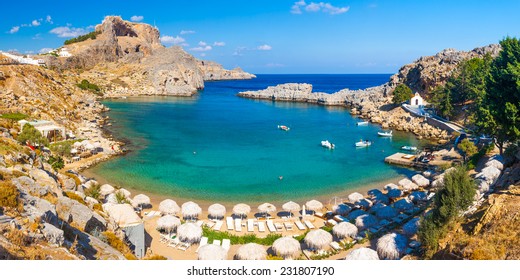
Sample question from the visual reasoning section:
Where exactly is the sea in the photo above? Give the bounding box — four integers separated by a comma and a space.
87, 74, 426, 203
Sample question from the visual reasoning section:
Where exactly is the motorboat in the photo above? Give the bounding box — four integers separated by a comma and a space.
277, 125, 290, 131
377, 131, 393, 137
355, 140, 372, 147
321, 140, 335, 149
356, 121, 369, 126
401, 146, 418, 151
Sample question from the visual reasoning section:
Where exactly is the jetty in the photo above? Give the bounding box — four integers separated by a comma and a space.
385, 153, 429, 168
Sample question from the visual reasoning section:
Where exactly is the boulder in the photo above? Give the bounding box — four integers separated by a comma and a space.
56, 197, 107, 233
84, 180, 99, 189
11, 176, 48, 196
21, 193, 59, 226
42, 223, 65, 246
485, 159, 503, 171
476, 166, 501, 185
411, 174, 430, 187
62, 178, 77, 191
100, 184, 115, 196
29, 168, 61, 196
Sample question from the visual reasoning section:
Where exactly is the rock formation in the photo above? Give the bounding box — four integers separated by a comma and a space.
198, 60, 256, 80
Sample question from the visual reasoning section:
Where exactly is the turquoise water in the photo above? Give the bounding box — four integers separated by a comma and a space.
88, 75, 424, 203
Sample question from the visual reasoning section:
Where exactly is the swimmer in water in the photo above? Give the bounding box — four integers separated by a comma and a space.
279, 176, 283, 180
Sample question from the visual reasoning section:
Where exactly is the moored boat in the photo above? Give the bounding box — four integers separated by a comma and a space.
401, 146, 418, 151
321, 140, 335, 149
377, 131, 393, 137
355, 140, 372, 147
357, 121, 369, 126
277, 125, 290, 131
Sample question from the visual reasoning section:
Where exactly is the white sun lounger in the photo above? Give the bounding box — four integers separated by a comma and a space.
247, 219, 254, 232
274, 222, 284, 231
168, 237, 181, 248
222, 239, 231, 251
258, 221, 266, 232
226, 217, 234, 231
196, 237, 208, 253
214, 220, 223, 231
266, 220, 277, 232
178, 242, 191, 251
213, 239, 221, 246
327, 219, 338, 226
204, 220, 215, 229
284, 222, 294, 231
196, 220, 203, 227
235, 218, 242, 232
295, 221, 306, 230
330, 241, 341, 251
304, 220, 315, 229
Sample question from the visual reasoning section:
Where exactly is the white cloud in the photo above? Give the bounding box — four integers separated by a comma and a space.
198, 41, 208, 46
8, 26, 20, 34
291, 1, 349, 15
266, 63, 285, 68
160, 35, 187, 45
190, 45, 212, 52
31, 20, 41, 26
180, 30, 195, 35
130, 15, 144, 22
200, 53, 207, 57
213, 41, 226, 47
46, 15, 53, 23
49, 26, 89, 38
39, 48, 54, 54
232, 47, 247, 56
257, 44, 272, 51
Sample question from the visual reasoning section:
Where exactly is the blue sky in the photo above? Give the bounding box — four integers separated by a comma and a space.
1, 0, 519, 74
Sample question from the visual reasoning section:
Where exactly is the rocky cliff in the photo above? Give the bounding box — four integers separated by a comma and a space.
198, 60, 256, 80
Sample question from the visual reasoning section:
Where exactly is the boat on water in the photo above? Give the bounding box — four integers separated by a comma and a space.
321, 140, 335, 149
355, 140, 372, 147
277, 125, 290, 131
401, 146, 418, 151
377, 131, 393, 137
356, 121, 369, 126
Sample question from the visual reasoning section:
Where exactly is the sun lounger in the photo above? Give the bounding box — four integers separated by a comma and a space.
330, 241, 341, 251
266, 220, 277, 232
258, 221, 266, 232
160, 233, 172, 243
333, 215, 346, 223
284, 222, 294, 231
222, 239, 230, 251
274, 222, 284, 231
304, 220, 315, 229
314, 212, 325, 218
226, 217, 234, 231
168, 237, 181, 248
178, 242, 191, 251
235, 218, 242, 232
213, 239, 221, 246
196, 220, 203, 227
204, 221, 215, 229
247, 219, 254, 232
295, 221, 306, 230
327, 219, 338, 226
214, 220, 223, 231
196, 237, 208, 253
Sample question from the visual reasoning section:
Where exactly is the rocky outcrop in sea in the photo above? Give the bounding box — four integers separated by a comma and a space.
198, 60, 256, 80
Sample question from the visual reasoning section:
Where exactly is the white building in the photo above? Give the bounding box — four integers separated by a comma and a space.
410, 92, 424, 108
58, 48, 72, 57
0, 52, 42, 66
18, 120, 66, 141
103, 204, 145, 259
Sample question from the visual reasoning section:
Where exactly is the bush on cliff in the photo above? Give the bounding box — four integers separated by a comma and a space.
64, 31, 100, 45
0, 181, 20, 210
392, 84, 413, 105
17, 124, 48, 147
77, 79, 102, 95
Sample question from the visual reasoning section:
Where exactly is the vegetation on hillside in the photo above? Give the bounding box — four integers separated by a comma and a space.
0, 112, 28, 121
392, 84, 414, 105
77, 79, 102, 95
64, 31, 100, 45
17, 123, 48, 147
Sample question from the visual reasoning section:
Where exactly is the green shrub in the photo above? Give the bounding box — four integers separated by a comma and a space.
115, 191, 129, 204
202, 227, 282, 245
48, 155, 64, 171
17, 124, 48, 147
64, 31, 100, 45
77, 79, 101, 94
0, 112, 28, 121
84, 183, 101, 200
392, 84, 414, 105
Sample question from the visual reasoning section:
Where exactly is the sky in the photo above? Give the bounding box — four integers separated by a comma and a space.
1, 0, 519, 74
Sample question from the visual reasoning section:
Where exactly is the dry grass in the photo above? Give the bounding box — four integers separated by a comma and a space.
64, 191, 86, 206
103, 231, 136, 259
0, 181, 20, 211
144, 255, 167, 260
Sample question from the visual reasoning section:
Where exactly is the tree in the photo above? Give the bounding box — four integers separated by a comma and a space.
475, 37, 520, 154
392, 84, 414, 105
17, 124, 49, 147
458, 138, 478, 163
48, 155, 64, 171
433, 166, 476, 223
430, 85, 454, 119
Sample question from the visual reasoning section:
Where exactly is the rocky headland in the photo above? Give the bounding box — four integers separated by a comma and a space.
198, 60, 256, 80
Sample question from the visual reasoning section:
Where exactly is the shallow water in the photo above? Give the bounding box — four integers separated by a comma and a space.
88, 74, 424, 202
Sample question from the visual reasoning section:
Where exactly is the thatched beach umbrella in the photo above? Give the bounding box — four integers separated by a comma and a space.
272, 237, 301, 259
305, 200, 323, 213
156, 215, 181, 233
348, 192, 364, 204
345, 247, 379, 260
258, 203, 277, 218
333, 222, 358, 239
208, 203, 226, 220
375, 205, 398, 220
282, 201, 300, 217
368, 189, 383, 197
371, 193, 390, 204
402, 218, 420, 236
159, 199, 180, 216
100, 184, 115, 197
412, 174, 430, 187
376, 233, 408, 260
333, 204, 352, 216
387, 188, 403, 199
347, 209, 367, 221
398, 178, 419, 191
392, 198, 414, 212
355, 214, 378, 230
132, 194, 151, 208
355, 198, 373, 210
235, 243, 267, 260
233, 203, 251, 218
409, 191, 428, 203
182, 201, 202, 220
384, 183, 399, 191
177, 222, 202, 243
304, 229, 333, 251
197, 244, 227, 260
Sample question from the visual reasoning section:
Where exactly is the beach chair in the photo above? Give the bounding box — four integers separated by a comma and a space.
295, 221, 306, 230
274, 222, 284, 231
159, 233, 171, 244
214, 220, 223, 231
222, 239, 231, 251
258, 221, 266, 232
247, 219, 254, 232
304, 220, 315, 229
168, 237, 181, 248
179, 242, 191, 251
284, 222, 294, 231
333, 215, 346, 223
196, 237, 208, 253
330, 241, 341, 251
266, 220, 277, 232
213, 239, 221, 246
226, 217, 234, 231
196, 220, 204, 227
235, 218, 242, 232
205, 220, 216, 229
327, 219, 338, 226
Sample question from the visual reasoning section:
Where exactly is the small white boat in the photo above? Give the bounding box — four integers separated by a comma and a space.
357, 121, 369, 126
355, 140, 372, 147
321, 140, 335, 149
277, 125, 290, 131
401, 146, 417, 151
377, 131, 393, 137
